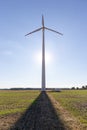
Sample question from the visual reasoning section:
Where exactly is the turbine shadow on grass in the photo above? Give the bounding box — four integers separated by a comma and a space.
10, 92, 66, 130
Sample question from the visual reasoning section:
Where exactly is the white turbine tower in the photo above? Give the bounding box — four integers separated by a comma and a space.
25, 15, 63, 91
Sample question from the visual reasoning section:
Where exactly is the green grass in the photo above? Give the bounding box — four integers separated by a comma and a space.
49, 90, 87, 125
0, 90, 40, 115
1, 89, 87, 127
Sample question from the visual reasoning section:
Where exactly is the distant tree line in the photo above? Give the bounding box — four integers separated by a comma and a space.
71, 85, 87, 90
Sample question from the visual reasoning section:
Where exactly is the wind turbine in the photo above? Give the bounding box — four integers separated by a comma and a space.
25, 15, 63, 91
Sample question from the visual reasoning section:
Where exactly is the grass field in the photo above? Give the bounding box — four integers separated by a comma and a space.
0, 90, 40, 115
49, 90, 87, 126
0, 90, 87, 130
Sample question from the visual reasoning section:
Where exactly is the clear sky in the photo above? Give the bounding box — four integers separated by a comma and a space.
0, 0, 87, 88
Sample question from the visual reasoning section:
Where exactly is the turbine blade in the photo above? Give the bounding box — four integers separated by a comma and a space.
45, 27, 63, 36
42, 15, 44, 27
25, 27, 42, 36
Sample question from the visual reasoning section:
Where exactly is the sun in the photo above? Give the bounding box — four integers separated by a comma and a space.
35, 51, 52, 65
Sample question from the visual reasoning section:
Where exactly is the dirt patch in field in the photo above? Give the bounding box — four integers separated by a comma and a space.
0, 113, 21, 130
7, 92, 67, 130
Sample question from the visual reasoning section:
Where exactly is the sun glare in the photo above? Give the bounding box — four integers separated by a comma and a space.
35, 51, 52, 65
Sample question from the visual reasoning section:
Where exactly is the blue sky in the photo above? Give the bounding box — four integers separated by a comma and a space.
0, 0, 87, 88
